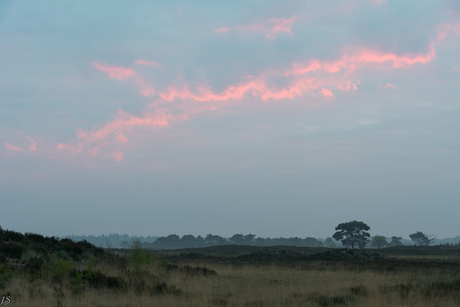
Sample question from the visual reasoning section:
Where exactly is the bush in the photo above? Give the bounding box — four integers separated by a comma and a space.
130, 238, 152, 272
0, 242, 25, 259
0, 265, 14, 289
2, 230, 24, 243
53, 259, 73, 282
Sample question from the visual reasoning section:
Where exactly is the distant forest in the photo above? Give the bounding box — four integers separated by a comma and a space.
143, 234, 324, 249
63, 234, 323, 249
62, 233, 460, 249
62, 234, 158, 248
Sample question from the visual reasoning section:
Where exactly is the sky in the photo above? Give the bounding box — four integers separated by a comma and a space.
1, 0, 460, 239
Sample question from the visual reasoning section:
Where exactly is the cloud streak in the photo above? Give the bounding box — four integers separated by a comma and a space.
93, 62, 136, 80
4, 142, 22, 152
215, 17, 296, 39
288, 44, 436, 76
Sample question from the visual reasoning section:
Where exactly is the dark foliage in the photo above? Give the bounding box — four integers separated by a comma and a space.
163, 264, 217, 277
0, 242, 25, 259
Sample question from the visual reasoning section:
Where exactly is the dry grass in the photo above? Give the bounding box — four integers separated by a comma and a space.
4, 256, 460, 307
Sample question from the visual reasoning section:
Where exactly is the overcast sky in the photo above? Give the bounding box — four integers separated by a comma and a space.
1, 0, 460, 239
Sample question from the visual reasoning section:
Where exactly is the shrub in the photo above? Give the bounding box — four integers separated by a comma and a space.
53, 259, 73, 282
0, 265, 14, 289
130, 238, 152, 272
0, 242, 25, 259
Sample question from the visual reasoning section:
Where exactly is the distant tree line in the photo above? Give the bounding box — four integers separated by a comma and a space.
140, 234, 324, 249
62, 233, 157, 248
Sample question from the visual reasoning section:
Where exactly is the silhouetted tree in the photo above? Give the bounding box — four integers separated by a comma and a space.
229, 234, 246, 245
153, 234, 181, 249
388, 236, 403, 247
195, 235, 206, 247
371, 235, 388, 249
181, 235, 196, 247
409, 232, 435, 246
205, 234, 227, 246
244, 234, 256, 245
332, 221, 371, 249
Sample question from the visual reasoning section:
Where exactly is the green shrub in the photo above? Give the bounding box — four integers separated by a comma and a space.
0, 265, 14, 289
130, 238, 152, 272
53, 259, 73, 282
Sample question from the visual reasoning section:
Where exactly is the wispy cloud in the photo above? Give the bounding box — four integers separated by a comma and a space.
106, 150, 123, 162
3, 142, 22, 152
27, 136, 37, 151
288, 44, 436, 76
436, 22, 460, 40
215, 17, 296, 39
320, 88, 334, 97
379, 83, 396, 89
93, 62, 136, 80
57, 39, 438, 162
134, 60, 163, 67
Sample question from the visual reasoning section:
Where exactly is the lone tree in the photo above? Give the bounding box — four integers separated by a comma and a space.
371, 235, 388, 249
409, 232, 435, 246
332, 221, 371, 249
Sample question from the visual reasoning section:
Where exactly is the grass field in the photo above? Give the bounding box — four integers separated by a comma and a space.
3, 244, 460, 307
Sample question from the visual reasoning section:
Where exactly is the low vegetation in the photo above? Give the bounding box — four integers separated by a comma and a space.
2, 226, 460, 306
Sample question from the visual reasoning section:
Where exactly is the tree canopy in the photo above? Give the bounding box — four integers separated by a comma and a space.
371, 235, 388, 249
332, 221, 371, 249
409, 232, 435, 246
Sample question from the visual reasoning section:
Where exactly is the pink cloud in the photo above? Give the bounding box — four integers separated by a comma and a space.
65, 38, 436, 162
93, 62, 135, 80
88, 146, 100, 156
216, 17, 296, 39
159, 77, 327, 103
56, 108, 186, 160
106, 150, 123, 162
320, 88, 334, 97
75, 128, 88, 139
134, 60, 163, 67
57, 143, 83, 153
436, 23, 460, 40
116, 134, 128, 142
383, 83, 396, 89
3, 142, 22, 152
289, 60, 322, 75
215, 27, 229, 33
289, 44, 435, 75
27, 136, 37, 151
135, 78, 155, 96
269, 17, 295, 34
337, 80, 360, 91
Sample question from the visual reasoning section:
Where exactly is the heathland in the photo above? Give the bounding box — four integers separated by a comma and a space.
1, 227, 460, 306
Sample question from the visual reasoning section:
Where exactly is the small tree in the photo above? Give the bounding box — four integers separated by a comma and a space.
409, 232, 435, 246
332, 221, 371, 249
388, 236, 403, 247
371, 235, 388, 249
130, 237, 152, 272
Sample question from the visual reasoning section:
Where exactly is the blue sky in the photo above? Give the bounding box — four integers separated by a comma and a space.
1, 0, 460, 239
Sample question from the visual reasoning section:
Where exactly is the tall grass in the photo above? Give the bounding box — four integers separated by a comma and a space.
4, 257, 460, 307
